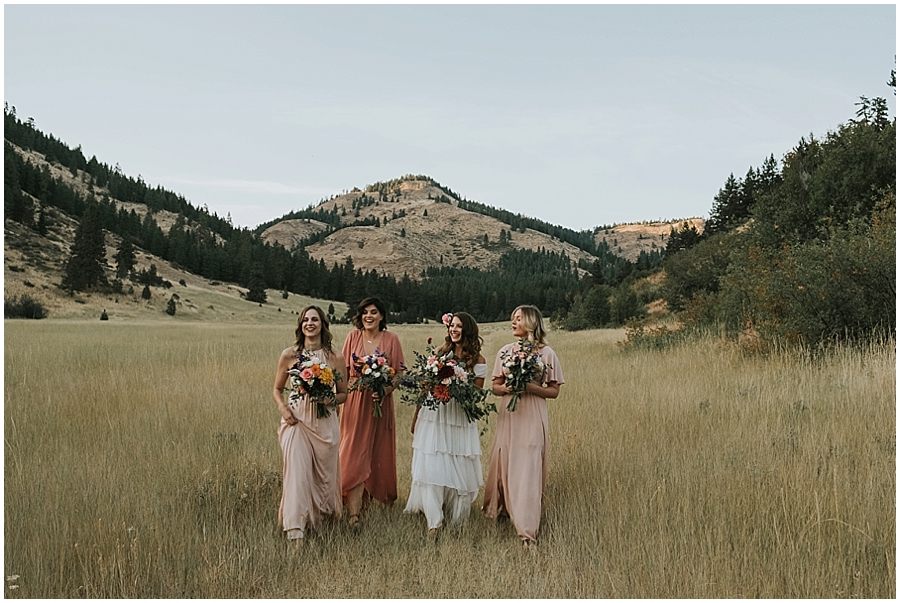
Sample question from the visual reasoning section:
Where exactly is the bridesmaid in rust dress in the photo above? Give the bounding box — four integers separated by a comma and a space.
339, 297, 405, 527
272, 306, 348, 548
482, 304, 564, 549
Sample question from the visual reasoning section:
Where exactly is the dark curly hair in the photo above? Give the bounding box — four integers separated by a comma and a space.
437, 311, 483, 370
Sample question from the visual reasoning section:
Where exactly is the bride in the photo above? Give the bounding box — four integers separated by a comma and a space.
404, 311, 487, 534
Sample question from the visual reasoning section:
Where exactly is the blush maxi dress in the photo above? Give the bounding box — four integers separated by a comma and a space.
278, 348, 342, 540
481, 343, 564, 543
403, 362, 488, 529
339, 329, 405, 506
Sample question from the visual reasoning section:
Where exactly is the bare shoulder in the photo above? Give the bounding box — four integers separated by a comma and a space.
477, 354, 486, 365
329, 349, 347, 368
280, 347, 298, 362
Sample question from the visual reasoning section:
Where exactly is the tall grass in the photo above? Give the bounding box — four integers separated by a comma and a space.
4, 320, 894, 597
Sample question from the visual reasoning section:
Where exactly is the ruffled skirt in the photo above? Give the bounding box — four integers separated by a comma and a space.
404, 399, 483, 528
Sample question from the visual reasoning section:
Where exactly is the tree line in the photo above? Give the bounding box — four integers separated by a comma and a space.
8, 107, 648, 324
662, 93, 895, 348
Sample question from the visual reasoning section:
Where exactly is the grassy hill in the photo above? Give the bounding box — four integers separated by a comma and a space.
260, 181, 609, 278
4, 113, 685, 323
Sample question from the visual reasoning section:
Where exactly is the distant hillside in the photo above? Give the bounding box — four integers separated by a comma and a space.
4, 107, 687, 323
260, 181, 607, 278
595, 219, 705, 262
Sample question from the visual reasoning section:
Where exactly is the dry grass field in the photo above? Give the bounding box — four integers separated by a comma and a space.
3, 319, 895, 598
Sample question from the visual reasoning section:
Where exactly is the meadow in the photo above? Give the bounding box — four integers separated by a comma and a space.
3, 319, 895, 598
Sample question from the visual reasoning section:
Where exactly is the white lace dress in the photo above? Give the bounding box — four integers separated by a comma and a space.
404, 363, 488, 529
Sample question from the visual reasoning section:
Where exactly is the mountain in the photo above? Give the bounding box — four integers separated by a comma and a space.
262, 181, 596, 278
4, 109, 692, 322
260, 181, 703, 279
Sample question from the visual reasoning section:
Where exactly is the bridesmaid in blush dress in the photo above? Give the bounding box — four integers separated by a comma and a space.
482, 305, 564, 549
272, 305, 348, 548
339, 297, 405, 527
404, 311, 487, 535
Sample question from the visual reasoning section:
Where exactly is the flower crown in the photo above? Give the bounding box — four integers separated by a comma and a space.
441, 313, 454, 327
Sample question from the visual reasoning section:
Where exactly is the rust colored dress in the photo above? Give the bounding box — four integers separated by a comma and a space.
482, 343, 564, 542
339, 329, 405, 505
278, 348, 342, 539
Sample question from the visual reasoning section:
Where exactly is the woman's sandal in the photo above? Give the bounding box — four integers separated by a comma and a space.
348, 514, 360, 528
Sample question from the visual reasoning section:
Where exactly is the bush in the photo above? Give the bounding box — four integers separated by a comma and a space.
4, 294, 49, 319
721, 193, 895, 347
560, 285, 612, 330
618, 321, 688, 351
610, 287, 645, 324
662, 231, 736, 313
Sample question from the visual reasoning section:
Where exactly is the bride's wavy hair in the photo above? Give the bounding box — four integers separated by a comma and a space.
294, 305, 335, 355
437, 311, 483, 370
513, 304, 548, 346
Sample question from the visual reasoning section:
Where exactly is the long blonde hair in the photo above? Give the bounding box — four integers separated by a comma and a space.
513, 304, 548, 346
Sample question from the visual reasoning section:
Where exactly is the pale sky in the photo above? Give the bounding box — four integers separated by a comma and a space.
3, 3, 896, 231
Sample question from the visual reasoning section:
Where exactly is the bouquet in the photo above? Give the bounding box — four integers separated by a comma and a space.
349, 349, 396, 418
399, 344, 494, 423
499, 338, 549, 412
287, 350, 341, 419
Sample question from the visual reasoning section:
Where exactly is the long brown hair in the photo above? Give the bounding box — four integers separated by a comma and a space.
294, 305, 334, 354
437, 311, 483, 370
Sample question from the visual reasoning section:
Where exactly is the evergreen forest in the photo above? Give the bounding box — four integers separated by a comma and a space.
4, 103, 648, 324
4, 83, 895, 347
660, 93, 895, 348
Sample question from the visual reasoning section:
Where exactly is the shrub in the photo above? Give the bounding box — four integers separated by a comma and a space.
721, 192, 895, 347
610, 287, 645, 324
4, 294, 49, 319
662, 231, 736, 312
560, 285, 612, 330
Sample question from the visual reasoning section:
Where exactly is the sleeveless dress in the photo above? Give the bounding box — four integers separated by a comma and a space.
404, 363, 488, 529
278, 348, 342, 540
482, 344, 564, 543
339, 329, 405, 505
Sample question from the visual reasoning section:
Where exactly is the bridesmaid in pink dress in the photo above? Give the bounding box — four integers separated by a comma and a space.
272, 306, 348, 548
482, 304, 564, 549
339, 297, 405, 527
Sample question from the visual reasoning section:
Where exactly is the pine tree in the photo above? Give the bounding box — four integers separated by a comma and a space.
35, 204, 48, 235
166, 296, 176, 316
246, 264, 267, 303
706, 173, 743, 235
62, 204, 107, 291
114, 238, 136, 279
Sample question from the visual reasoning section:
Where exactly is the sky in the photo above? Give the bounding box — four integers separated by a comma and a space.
3, 3, 896, 232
